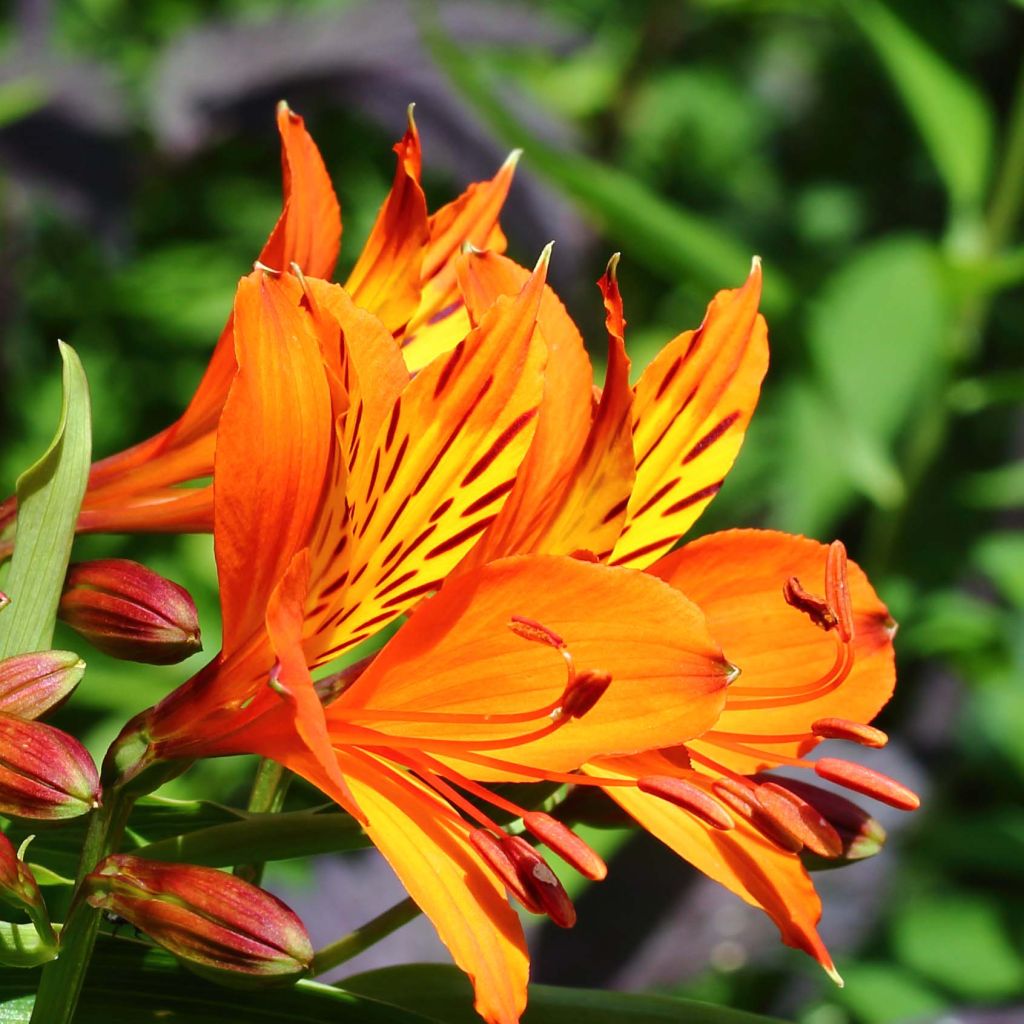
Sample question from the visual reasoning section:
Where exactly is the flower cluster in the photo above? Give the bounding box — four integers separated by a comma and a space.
4, 103, 919, 1024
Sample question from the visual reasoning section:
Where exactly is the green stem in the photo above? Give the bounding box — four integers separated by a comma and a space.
29, 793, 134, 1024
234, 758, 292, 884
310, 897, 421, 976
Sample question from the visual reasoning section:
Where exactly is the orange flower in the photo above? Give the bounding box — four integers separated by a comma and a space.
414, 248, 918, 978
110, 265, 734, 1024
0, 104, 516, 553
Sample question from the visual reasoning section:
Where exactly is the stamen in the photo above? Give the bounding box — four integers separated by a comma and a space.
783, 577, 838, 632
637, 776, 735, 830
508, 616, 566, 649
756, 782, 843, 858
558, 669, 612, 720
522, 812, 607, 880
812, 718, 888, 748
826, 541, 854, 643
502, 835, 576, 928
469, 829, 543, 913
710, 777, 761, 817
727, 639, 854, 707
267, 662, 291, 698
814, 758, 920, 811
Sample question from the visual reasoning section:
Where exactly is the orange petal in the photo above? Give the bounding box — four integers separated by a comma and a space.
260, 101, 342, 280
609, 262, 769, 569
304, 254, 549, 665
530, 256, 636, 558
400, 151, 519, 373
329, 554, 730, 779
588, 752, 836, 973
346, 110, 429, 334
651, 529, 896, 774
339, 752, 529, 1024
215, 272, 333, 655
454, 249, 594, 564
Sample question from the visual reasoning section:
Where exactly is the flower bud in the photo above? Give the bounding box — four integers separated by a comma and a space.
0, 833, 46, 915
0, 713, 100, 819
0, 650, 85, 719
84, 856, 313, 984
59, 559, 201, 665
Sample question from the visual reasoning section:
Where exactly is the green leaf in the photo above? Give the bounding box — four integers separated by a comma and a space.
342, 964, 789, 1024
806, 236, 948, 502
892, 893, 1024, 1001
831, 961, 946, 1024
961, 461, 1024, 510
973, 531, 1024, 607
426, 25, 792, 314
0, 342, 91, 658
0, 938, 432, 1022
847, 0, 995, 212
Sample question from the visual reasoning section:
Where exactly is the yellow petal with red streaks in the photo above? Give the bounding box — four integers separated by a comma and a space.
328, 554, 730, 778
215, 271, 333, 656
455, 250, 594, 565
651, 529, 896, 774
609, 262, 768, 569
260, 101, 341, 280
346, 112, 429, 334
304, 256, 549, 665
588, 752, 835, 972
531, 258, 636, 559
340, 753, 529, 1024
400, 152, 518, 373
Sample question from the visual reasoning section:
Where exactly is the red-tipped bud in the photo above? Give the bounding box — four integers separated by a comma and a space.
469, 829, 543, 913
0, 713, 100, 819
814, 757, 920, 811
84, 856, 313, 983
765, 778, 887, 865
0, 650, 85, 719
756, 782, 844, 858
560, 669, 612, 720
638, 776, 735, 831
522, 812, 607, 880
812, 718, 888, 748
502, 835, 576, 928
59, 559, 201, 665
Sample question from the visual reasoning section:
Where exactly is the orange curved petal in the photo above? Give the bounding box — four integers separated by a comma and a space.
329, 554, 730, 779
528, 258, 636, 559
346, 112, 429, 335
587, 751, 835, 973
454, 250, 594, 565
259, 101, 342, 281
651, 529, 896, 774
400, 152, 518, 373
215, 272, 333, 656
609, 262, 768, 569
303, 255, 549, 665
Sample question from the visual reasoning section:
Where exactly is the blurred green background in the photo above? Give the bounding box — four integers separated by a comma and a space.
1, 1, 1022, 1022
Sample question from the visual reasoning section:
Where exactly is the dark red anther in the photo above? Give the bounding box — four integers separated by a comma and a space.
812, 717, 888, 748
783, 577, 838, 632
522, 812, 607, 880
638, 776, 735, 830
814, 758, 920, 811
469, 829, 543, 914
756, 782, 843, 858
560, 669, 612, 719
503, 835, 576, 928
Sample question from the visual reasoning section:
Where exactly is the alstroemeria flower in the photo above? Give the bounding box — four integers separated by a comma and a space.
0, 104, 516, 554
409, 248, 918, 977
110, 265, 733, 1024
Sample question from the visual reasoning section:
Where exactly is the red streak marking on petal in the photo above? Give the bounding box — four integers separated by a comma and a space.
660, 480, 723, 517
461, 408, 538, 487
682, 411, 739, 465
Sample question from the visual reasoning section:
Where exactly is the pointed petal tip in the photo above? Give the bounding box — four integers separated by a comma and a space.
277, 98, 292, 116
605, 252, 621, 280
406, 102, 417, 126
502, 148, 523, 172
750, 254, 762, 275
535, 242, 554, 272
253, 259, 282, 277
461, 240, 485, 256
825, 961, 845, 988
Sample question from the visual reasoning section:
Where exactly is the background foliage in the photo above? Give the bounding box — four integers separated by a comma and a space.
1, 1, 1022, 1022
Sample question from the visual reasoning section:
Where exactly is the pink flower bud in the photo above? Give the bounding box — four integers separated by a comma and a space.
59, 559, 201, 665
0, 832, 46, 914
0, 650, 85, 719
0, 713, 100, 819
84, 856, 313, 983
